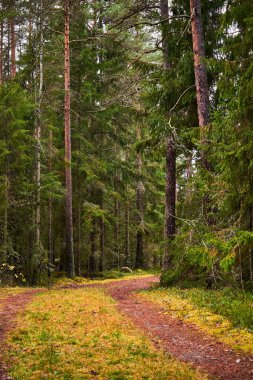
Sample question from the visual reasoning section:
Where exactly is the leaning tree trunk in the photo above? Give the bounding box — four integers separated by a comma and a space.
64, 0, 75, 278
160, 0, 177, 269
190, 0, 210, 169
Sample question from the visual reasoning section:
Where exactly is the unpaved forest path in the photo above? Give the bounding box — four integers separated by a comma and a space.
0, 277, 253, 380
105, 277, 253, 380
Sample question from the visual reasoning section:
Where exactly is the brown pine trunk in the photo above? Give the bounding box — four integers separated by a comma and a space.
64, 0, 75, 278
135, 126, 145, 269
190, 0, 210, 169
10, 19, 16, 79
160, 0, 177, 269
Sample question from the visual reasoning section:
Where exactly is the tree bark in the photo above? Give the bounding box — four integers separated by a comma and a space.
35, 3, 43, 247
125, 199, 130, 266
135, 125, 145, 269
164, 137, 176, 268
190, 0, 211, 170
89, 220, 96, 276
48, 130, 53, 277
10, 18, 16, 79
99, 211, 105, 272
64, 0, 75, 278
160, 0, 177, 269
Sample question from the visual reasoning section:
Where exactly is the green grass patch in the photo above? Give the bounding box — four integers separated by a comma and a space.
172, 287, 253, 330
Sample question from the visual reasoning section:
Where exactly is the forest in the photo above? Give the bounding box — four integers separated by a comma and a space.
0, 1, 253, 379
0, 0, 252, 290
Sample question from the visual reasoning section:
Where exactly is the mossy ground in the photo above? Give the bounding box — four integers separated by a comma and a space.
51, 270, 156, 288
141, 287, 253, 354
5, 286, 207, 380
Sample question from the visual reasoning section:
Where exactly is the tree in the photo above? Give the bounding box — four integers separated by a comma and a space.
64, 0, 75, 278
190, 0, 210, 169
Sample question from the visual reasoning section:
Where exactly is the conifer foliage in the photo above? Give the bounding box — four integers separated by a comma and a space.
0, 0, 252, 288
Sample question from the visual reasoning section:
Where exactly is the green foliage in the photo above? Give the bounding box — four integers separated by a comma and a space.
0, 263, 26, 286
167, 287, 253, 331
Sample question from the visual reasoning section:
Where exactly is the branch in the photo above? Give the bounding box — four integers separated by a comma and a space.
109, 5, 159, 30
169, 85, 195, 114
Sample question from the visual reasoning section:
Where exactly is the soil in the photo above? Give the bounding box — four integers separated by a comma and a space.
0, 277, 252, 380
106, 276, 253, 380
0, 290, 40, 380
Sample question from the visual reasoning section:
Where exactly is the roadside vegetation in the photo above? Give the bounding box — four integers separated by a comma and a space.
141, 286, 253, 354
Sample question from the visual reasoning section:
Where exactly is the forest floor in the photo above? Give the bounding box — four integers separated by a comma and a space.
0, 275, 252, 379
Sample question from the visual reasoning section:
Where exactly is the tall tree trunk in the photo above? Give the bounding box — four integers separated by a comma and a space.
7, 21, 10, 77
99, 209, 105, 272
190, 0, 210, 169
75, 74, 82, 277
160, 0, 177, 269
64, 0, 75, 278
35, 4, 43, 247
48, 130, 53, 277
89, 220, 96, 276
164, 137, 176, 268
135, 125, 145, 269
125, 198, 130, 266
114, 129, 120, 268
0, 22, 3, 84
76, 187, 81, 276
3, 176, 9, 263
10, 19, 16, 79
249, 207, 253, 281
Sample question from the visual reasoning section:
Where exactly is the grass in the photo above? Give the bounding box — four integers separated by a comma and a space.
5, 286, 207, 380
52, 269, 156, 288
141, 286, 253, 354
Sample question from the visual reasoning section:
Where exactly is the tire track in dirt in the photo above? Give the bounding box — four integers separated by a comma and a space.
0, 290, 40, 380
106, 276, 253, 380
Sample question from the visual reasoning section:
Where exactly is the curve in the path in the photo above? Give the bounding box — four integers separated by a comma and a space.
106, 276, 253, 380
